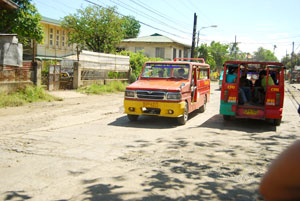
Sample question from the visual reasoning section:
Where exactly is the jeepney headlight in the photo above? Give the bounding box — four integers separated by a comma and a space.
167, 92, 181, 100
125, 90, 135, 97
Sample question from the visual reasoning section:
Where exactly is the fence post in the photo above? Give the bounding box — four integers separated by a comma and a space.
33, 61, 41, 86
73, 61, 82, 89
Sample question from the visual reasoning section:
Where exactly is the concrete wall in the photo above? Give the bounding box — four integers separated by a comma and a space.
0, 61, 41, 93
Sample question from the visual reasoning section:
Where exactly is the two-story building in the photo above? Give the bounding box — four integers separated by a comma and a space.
24, 16, 76, 61
118, 33, 191, 60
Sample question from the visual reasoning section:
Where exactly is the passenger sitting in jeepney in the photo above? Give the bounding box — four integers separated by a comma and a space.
254, 72, 264, 104
239, 70, 252, 105
261, 70, 274, 91
226, 68, 237, 83
178, 68, 187, 78
158, 69, 165, 77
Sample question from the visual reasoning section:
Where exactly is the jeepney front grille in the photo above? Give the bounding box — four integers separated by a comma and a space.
136, 90, 165, 100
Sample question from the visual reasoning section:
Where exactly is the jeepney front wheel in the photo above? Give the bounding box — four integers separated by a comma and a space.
177, 102, 188, 125
199, 95, 207, 113
273, 118, 281, 126
127, 114, 139, 122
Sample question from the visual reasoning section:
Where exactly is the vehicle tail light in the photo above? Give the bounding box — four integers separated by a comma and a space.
224, 89, 229, 103
276, 93, 280, 106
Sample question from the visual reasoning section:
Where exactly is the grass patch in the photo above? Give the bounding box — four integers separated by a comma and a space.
0, 85, 62, 108
77, 81, 128, 95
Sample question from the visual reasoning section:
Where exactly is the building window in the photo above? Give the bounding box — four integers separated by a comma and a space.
62, 30, 65, 47
56, 30, 60, 47
173, 48, 177, 60
179, 50, 182, 58
135, 47, 144, 53
67, 31, 71, 48
49, 28, 53, 46
155, 47, 165, 58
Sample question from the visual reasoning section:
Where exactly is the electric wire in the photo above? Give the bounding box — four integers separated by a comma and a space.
128, 0, 191, 30
85, 0, 190, 40
105, 0, 192, 35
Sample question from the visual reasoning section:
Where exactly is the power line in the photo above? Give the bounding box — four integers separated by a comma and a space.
85, 0, 190, 40
161, 0, 191, 19
34, 0, 68, 15
104, 0, 192, 35
128, 0, 191, 30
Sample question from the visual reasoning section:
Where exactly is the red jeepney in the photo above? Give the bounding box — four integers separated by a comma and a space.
124, 58, 210, 125
220, 61, 285, 126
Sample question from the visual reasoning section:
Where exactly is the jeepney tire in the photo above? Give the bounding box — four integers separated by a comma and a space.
199, 95, 207, 113
177, 102, 188, 125
127, 114, 139, 122
273, 118, 281, 126
223, 115, 231, 121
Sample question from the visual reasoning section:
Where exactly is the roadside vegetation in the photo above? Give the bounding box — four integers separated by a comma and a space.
77, 81, 128, 95
0, 85, 62, 108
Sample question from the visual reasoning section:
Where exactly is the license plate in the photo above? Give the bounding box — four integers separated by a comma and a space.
243, 109, 259, 115
143, 102, 158, 108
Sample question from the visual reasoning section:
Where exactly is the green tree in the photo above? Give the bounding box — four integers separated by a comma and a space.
0, 0, 44, 44
118, 50, 162, 77
122, 16, 140, 39
62, 6, 125, 53
197, 44, 215, 68
209, 41, 229, 70
282, 53, 300, 70
253, 47, 278, 62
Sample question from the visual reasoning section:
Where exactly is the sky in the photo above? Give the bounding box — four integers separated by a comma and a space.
32, 0, 300, 60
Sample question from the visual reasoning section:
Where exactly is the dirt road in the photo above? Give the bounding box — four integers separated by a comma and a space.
0, 82, 299, 201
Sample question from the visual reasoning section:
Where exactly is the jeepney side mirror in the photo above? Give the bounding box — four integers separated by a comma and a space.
180, 83, 185, 90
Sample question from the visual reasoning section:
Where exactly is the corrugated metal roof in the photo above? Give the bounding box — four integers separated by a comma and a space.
41, 16, 61, 26
122, 33, 191, 48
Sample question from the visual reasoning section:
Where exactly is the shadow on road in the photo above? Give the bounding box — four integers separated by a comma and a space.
108, 110, 202, 129
196, 114, 276, 133
108, 115, 178, 129
79, 160, 262, 201
3, 191, 31, 201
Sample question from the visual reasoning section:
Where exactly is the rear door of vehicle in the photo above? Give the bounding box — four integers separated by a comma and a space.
220, 65, 239, 116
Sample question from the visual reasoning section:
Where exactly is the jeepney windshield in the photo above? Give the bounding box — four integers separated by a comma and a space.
141, 63, 190, 79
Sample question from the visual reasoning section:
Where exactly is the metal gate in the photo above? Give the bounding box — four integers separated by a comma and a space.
48, 65, 61, 91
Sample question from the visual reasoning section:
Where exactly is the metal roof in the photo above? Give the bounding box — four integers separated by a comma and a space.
122, 33, 191, 48
41, 16, 61, 26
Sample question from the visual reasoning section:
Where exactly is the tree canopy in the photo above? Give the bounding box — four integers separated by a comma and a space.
281, 52, 300, 69
253, 47, 278, 62
62, 5, 140, 53
196, 42, 279, 71
0, 0, 44, 44
122, 16, 140, 39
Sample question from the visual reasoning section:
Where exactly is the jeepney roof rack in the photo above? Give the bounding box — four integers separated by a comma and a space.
174, 58, 205, 63
225, 60, 284, 66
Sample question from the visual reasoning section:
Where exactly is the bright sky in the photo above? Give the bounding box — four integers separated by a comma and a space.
32, 0, 300, 60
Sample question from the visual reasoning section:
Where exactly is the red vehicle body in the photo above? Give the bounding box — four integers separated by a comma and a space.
220, 61, 285, 126
124, 58, 210, 125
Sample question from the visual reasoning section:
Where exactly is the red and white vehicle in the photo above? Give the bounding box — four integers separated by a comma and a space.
124, 58, 210, 125
220, 61, 285, 126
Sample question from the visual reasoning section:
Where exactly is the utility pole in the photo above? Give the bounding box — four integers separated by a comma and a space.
292, 41, 295, 70
190, 13, 197, 58
234, 35, 237, 59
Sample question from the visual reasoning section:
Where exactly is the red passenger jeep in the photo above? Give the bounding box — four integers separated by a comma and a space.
124, 58, 210, 125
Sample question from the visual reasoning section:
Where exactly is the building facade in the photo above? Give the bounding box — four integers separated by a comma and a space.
23, 16, 76, 60
118, 33, 191, 60
36, 16, 76, 60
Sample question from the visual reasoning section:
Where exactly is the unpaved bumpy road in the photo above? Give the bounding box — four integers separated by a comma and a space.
0, 82, 299, 201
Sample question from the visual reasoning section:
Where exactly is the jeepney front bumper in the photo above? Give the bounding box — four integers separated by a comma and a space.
124, 99, 186, 117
